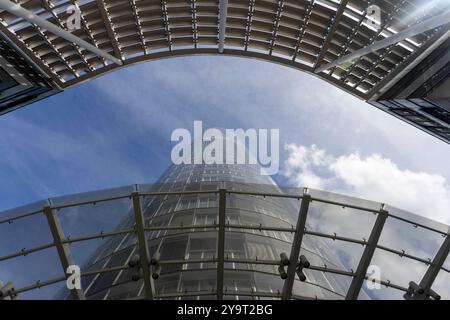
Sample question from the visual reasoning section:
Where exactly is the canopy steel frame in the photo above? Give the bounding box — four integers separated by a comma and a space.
131, 192, 154, 300
95, 0, 122, 61
1, 185, 448, 300
0, 0, 122, 66
218, 0, 228, 53
314, 0, 349, 68
44, 206, 86, 300
268, 0, 284, 56
315, 10, 450, 73
407, 232, 450, 300
281, 190, 310, 300
216, 189, 226, 299
0, 0, 447, 147
345, 206, 388, 300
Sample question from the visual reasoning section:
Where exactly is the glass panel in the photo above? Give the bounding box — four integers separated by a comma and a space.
306, 198, 377, 241
301, 234, 364, 273
226, 232, 292, 263
444, 250, 450, 270
154, 274, 181, 295
229, 194, 296, 224
85, 269, 122, 298
431, 269, 450, 300
224, 270, 283, 300
21, 281, 66, 300
0, 211, 52, 256
226, 207, 293, 229
179, 270, 216, 294
57, 197, 132, 239
292, 271, 351, 299
385, 205, 449, 237
107, 279, 143, 300
93, 233, 135, 263
378, 215, 444, 261
0, 200, 47, 222
70, 237, 117, 275
50, 185, 133, 207
360, 280, 405, 300
0, 246, 63, 300
252, 272, 283, 298
309, 188, 382, 212
370, 249, 429, 289
159, 235, 189, 274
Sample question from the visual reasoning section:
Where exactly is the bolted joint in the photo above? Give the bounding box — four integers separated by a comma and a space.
280, 252, 289, 266
0, 282, 18, 300
128, 254, 141, 268
131, 268, 143, 282
150, 251, 160, 266
296, 268, 306, 282
295, 255, 310, 282
278, 265, 287, 279
404, 281, 441, 300
152, 264, 161, 280
299, 255, 310, 268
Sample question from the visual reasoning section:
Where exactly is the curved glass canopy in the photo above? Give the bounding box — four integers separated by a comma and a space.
0, 181, 448, 300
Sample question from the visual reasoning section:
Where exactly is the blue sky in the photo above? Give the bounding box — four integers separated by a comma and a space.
1, 55, 449, 219
1, 55, 450, 299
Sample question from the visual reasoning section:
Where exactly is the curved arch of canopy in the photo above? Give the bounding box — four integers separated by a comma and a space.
1, 0, 449, 143
1, 0, 445, 101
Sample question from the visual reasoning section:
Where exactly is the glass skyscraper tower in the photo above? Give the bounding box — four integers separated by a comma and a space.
67, 161, 355, 300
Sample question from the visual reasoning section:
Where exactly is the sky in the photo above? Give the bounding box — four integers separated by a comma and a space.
1, 55, 449, 223
0, 55, 449, 298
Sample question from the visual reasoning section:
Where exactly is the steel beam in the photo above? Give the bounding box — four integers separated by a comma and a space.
0, 25, 63, 87
42, 0, 92, 72
216, 189, 226, 299
0, 0, 122, 65
218, 0, 228, 53
281, 191, 310, 300
345, 206, 388, 300
130, 0, 147, 53
316, 10, 450, 74
161, 0, 172, 51
190, 0, 199, 48
132, 192, 154, 300
268, 0, 284, 55
314, 0, 348, 68
408, 232, 450, 299
44, 206, 85, 300
369, 28, 450, 100
244, 0, 255, 51
292, 0, 314, 62
96, 0, 123, 60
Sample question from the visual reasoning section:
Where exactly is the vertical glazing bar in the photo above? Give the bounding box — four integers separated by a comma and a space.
218, 0, 229, 53
281, 191, 310, 300
44, 206, 85, 300
132, 192, 154, 300
217, 189, 226, 299
345, 206, 388, 300
409, 232, 450, 299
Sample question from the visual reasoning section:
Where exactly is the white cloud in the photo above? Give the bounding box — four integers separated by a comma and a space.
282, 143, 450, 299
282, 143, 450, 225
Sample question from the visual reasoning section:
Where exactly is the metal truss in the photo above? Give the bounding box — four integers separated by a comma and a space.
0, 0, 449, 144
0, 0, 444, 96
1, 185, 449, 300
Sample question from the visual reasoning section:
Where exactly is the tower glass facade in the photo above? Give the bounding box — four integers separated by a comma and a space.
68, 162, 357, 300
